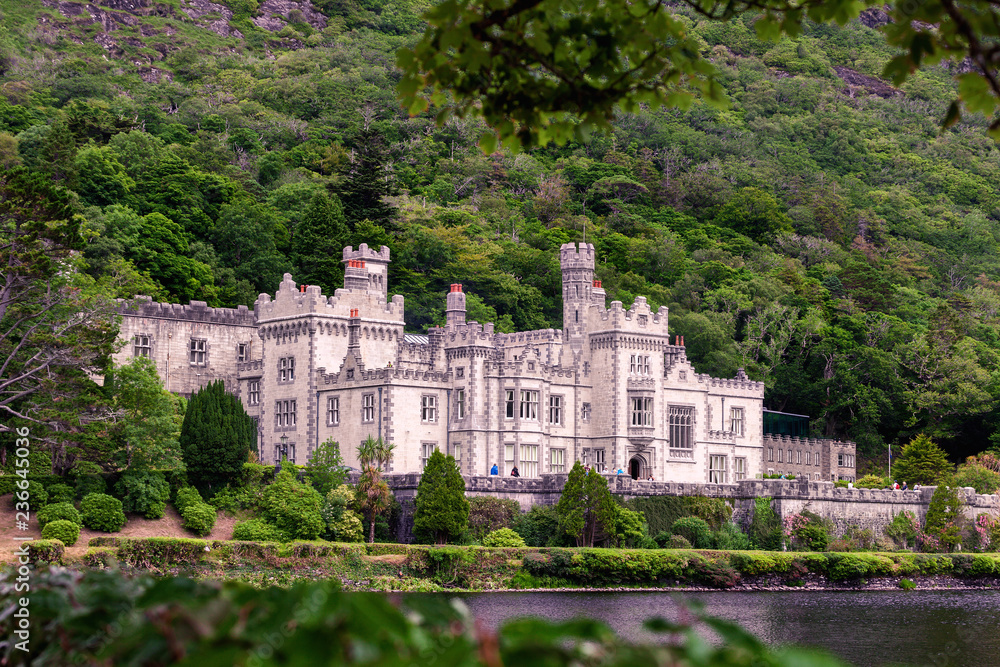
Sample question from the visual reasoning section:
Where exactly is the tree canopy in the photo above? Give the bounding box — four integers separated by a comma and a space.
400, 0, 1000, 148
413, 449, 469, 544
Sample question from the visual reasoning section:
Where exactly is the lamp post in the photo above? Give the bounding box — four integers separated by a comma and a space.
275, 434, 289, 473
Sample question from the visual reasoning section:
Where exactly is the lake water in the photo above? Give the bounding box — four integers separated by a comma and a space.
442, 590, 1000, 667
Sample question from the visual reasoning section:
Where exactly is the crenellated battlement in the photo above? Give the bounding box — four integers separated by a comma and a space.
342, 243, 391, 262
119, 296, 255, 326
559, 242, 595, 268
254, 274, 405, 322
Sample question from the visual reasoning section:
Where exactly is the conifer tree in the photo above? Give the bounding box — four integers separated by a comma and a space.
291, 191, 349, 295
413, 449, 469, 544
924, 478, 964, 552
179, 380, 254, 492
555, 462, 615, 547
892, 434, 952, 486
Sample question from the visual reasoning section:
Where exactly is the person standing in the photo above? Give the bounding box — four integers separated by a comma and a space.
490, 463, 499, 475
510, 466, 520, 477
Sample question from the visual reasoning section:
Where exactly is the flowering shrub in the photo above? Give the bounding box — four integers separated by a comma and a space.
973, 514, 1000, 552
783, 511, 829, 551
884, 511, 920, 550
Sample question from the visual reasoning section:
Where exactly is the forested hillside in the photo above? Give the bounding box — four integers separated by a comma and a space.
2, 0, 1000, 466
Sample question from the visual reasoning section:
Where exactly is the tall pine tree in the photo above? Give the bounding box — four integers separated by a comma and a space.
179, 380, 254, 492
337, 127, 394, 229
413, 450, 469, 544
291, 191, 349, 294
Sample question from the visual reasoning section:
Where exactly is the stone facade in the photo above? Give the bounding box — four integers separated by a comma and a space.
116, 241, 857, 485
763, 434, 857, 483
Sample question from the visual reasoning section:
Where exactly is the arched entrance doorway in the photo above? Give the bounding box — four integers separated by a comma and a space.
629, 457, 642, 480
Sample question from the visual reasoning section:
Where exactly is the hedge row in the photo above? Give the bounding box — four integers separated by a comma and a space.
74, 538, 1000, 588
0, 470, 188, 501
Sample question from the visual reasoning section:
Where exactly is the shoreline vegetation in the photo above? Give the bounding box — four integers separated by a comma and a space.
14, 537, 1000, 593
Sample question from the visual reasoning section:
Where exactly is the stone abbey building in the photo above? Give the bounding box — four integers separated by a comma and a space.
116, 242, 856, 484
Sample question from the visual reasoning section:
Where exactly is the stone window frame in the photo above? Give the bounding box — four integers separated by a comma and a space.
274, 441, 295, 465
730, 406, 744, 436
421, 394, 438, 423
452, 442, 462, 467
278, 356, 295, 383
777, 448, 784, 463
667, 404, 695, 454
806, 451, 812, 466
550, 447, 566, 473
593, 448, 606, 472
709, 454, 727, 484
455, 388, 466, 420
504, 389, 515, 419
548, 394, 563, 425
133, 334, 152, 358
581, 402, 591, 421
520, 444, 539, 477
734, 457, 747, 481
327, 396, 340, 426
248, 380, 260, 406
275, 399, 297, 429
362, 393, 376, 423
189, 338, 207, 366
237, 342, 250, 363
629, 354, 650, 375
797, 450, 802, 465
519, 389, 539, 420
630, 396, 653, 426
768, 447, 774, 462
504, 443, 516, 476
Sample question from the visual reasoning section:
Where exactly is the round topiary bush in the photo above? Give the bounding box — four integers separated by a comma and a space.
671, 516, 713, 548
181, 502, 217, 537
37, 502, 82, 530
231, 518, 284, 542
855, 474, 888, 489
41, 519, 80, 546
46, 483, 75, 505
174, 486, 203, 513
80, 493, 126, 532
482, 527, 527, 548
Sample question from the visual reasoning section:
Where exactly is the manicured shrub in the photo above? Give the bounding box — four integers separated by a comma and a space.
41, 519, 80, 546
174, 486, 203, 513
180, 380, 255, 492
262, 470, 324, 540
671, 516, 713, 548
37, 502, 82, 529
46, 483, 75, 504
74, 475, 107, 500
80, 493, 126, 532
25, 540, 63, 564
115, 471, 171, 519
181, 502, 217, 537
232, 518, 284, 542
482, 528, 527, 548
749, 496, 782, 550
970, 555, 998, 576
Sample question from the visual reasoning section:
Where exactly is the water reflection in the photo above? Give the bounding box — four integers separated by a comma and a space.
447, 590, 1000, 667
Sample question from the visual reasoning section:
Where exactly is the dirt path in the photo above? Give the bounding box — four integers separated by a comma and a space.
0, 496, 238, 563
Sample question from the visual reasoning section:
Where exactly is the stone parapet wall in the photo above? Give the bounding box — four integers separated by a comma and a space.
119, 296, 255, 325
377, 473, 1000, 543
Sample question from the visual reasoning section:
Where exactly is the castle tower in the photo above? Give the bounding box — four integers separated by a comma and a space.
560, 242, 595, 341
446, 284, 466, 328
342, 244, 391, 299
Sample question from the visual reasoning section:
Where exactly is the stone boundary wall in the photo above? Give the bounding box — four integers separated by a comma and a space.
374, 473, 1000, 543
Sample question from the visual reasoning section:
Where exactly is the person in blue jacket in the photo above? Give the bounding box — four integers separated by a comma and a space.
490, 463, 499, 475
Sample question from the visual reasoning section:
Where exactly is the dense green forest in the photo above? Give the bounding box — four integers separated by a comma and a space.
2, 0, 1000, 467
